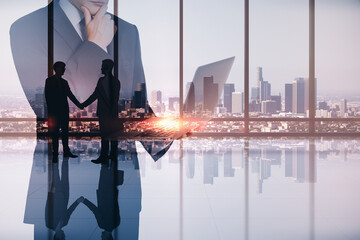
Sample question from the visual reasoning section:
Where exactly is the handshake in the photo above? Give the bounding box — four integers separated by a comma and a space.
76, 102, 87, 110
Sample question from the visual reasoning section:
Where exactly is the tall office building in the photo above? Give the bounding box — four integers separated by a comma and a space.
203, 76, 218, 112
255, 67, 270, 102
249, 100, 261, 112
256, 67, 263, 88
285, 83, 293, 112
291, 77, 317, 114
251, 87, 260, 100
340, 99, 347, 117
232, 92, 244, 114
270, 95, 281, 111
224, 83, 235, 113
150, 90, 162, 105
260, 81, 271, 102
261, 100, 277, 114
168, 97, 179, 111
292, 78, 305, 114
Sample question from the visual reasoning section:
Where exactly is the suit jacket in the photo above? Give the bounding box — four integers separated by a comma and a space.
45, 75, 80, 118
10, 0, 146, 117
82, 76, 120, 118
12, 0, 172, 161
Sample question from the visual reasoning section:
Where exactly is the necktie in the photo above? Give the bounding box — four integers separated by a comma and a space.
79, 18, 86, 41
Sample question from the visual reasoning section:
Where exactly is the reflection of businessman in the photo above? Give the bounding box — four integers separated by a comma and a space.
45, 61, 82, 159
45, 158, 84, 239
83, 161, 124, 240
10, 0, 146, 115
82, 59, 121, 163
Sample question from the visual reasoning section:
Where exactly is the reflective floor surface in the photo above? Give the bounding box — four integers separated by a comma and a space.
0, 137, 359, 240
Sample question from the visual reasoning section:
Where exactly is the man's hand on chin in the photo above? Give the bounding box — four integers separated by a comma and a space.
81, 5, 117, 51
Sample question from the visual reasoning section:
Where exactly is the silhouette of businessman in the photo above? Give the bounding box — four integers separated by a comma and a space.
82, 59, 121, 164
45, 158, 84, 240
45, 61, 83, 159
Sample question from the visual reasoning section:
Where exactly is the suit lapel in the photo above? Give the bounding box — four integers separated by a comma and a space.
107, 15, 119, 58
53, 1, 83, 51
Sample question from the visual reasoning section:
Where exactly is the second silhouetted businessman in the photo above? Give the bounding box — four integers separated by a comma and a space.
82, 59, 121, 164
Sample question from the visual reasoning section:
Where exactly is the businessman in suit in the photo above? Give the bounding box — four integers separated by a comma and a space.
10, 0, 146, 114
45, 61, 83, 159
82, 59, 121, 164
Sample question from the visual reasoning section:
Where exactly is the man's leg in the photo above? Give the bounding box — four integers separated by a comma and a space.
61, 117, 78, 158
100, 139, 110, 157
49, 116, 60, 158
109, 140, 118, 161
92, 117, 109, 164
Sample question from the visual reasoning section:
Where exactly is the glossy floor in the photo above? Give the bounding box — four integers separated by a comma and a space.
0, 137, 359, 240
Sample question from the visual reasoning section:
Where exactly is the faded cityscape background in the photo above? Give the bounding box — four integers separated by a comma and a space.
0, 0, 359, 134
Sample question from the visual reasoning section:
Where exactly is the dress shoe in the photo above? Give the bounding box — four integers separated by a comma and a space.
91, 155, 108, 164
64, 151, 78, 158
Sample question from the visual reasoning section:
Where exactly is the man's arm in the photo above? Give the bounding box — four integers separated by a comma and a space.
44, 79, 50, 107
83, 198, 100, 218
61, 196, 84, 227
64, 81, 82, 109
82, 88, 98, 108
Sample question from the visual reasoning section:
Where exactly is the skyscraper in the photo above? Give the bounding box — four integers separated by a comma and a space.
251, 87, 260, 100
168, 97, 180, 111
203, 76, 218, 112
260, 81, 271, 102
292, 78, 305, 114
224, 83, 235, 113
291, 77, 317, 114
150, 90, 162, 105
340, 99, 347, 117
256, 67, 263, 88
261, 100, 277, 114
270, 95, 281, 111
285, 83, 293, 112
232, 92, 243, 114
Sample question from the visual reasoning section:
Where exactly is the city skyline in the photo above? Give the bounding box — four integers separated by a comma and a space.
0, 0, 359, 98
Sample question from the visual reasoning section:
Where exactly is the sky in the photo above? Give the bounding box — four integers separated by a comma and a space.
0, 0, 359, 100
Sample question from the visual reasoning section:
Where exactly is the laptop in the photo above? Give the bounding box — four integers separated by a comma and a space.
118, 56, 235, 139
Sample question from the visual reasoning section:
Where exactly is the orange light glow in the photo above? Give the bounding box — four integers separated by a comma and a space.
154, 118, 181, 131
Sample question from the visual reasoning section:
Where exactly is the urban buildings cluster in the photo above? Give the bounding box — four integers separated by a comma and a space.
1, 65, 360, 134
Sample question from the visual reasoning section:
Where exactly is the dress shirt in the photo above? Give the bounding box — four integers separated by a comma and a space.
59, 0, 84, 40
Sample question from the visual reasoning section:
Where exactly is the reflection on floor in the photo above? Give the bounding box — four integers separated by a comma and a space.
0, 137, 359, 240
